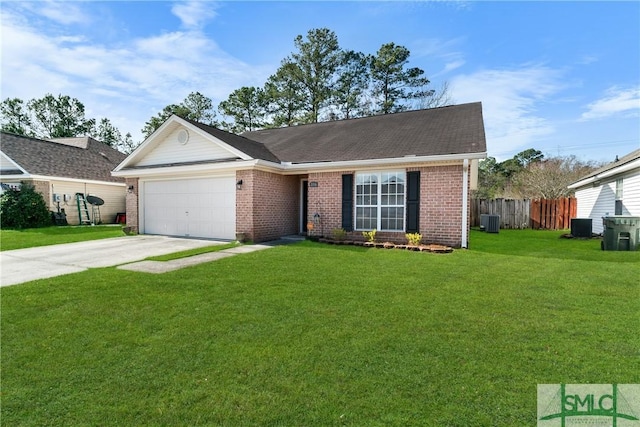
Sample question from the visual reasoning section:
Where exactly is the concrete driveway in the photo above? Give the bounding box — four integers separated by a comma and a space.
0, 235, 223, 287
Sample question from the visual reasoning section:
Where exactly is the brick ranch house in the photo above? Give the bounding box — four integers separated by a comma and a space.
112, 102, 487, 248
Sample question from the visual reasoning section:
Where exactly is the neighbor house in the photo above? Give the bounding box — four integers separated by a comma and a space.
0, 132, 128, 225
568, 148, 640, 234
112, 102, 487, 248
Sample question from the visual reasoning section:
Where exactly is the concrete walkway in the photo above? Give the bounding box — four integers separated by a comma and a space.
1, 235, 304, 287
117, 244, 276, 273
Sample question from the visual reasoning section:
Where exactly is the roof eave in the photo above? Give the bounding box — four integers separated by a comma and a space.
278, 152, 487, 174
112, 152, 487, 178
569, 158, 640, 189
112, 159, 270, 178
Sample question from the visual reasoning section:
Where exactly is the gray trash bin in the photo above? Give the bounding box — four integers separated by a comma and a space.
602, 216, 640, 251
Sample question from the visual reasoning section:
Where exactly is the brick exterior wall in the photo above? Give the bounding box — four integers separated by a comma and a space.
236, 170, 300, 242
306, 165, 470, 248
125, 163, 471, 246
125, 178, 139, 233
416, 165, 465, 247
306, 171, 351, 238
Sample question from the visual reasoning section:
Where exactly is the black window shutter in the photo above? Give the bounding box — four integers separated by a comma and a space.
342, 174, 354, 231
406, 171, 420, 233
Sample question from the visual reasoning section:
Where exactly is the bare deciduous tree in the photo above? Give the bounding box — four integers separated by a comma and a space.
511, 156, 602, 199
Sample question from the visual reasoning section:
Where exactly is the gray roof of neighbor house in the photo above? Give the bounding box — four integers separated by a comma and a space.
241, 102, 486, 163
571, 148, 640, 185
0, 132, 127, 183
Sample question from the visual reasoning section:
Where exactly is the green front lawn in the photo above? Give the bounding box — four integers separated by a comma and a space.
2, 230, 638, 425
0, 225, 126, 251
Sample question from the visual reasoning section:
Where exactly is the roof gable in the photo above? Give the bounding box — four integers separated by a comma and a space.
0, 132, 127, 183
243, 102, 486, 164
115, 115, 280, 171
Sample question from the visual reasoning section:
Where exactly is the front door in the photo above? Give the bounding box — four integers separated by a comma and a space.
301, 180, 308, 233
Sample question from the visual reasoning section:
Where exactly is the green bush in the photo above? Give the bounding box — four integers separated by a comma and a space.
331, 228, 347, 241
0, 183, 52, 229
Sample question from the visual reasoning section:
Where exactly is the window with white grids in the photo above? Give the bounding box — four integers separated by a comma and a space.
355, 171, 405, 231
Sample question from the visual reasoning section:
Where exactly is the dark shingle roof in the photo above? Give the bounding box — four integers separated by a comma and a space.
181, 117, 281, 163
1, 132, 127, 183
242, 102, 486, 163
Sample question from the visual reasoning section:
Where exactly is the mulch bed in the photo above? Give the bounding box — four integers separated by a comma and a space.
318, 238, 453, 253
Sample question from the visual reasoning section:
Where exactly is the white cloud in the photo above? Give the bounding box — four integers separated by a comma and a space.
450, 65, 563, 159
171, 1, 219, 30
440, 59, 466, 75
14, 0, 90, 25
580, 86, 640, 121
412, 37, 466, 77
0, 4, 270, 143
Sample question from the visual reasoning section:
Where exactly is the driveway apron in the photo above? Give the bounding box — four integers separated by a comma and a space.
0, 236, 221, 287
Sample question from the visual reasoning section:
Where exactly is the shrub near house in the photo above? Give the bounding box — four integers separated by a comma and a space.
0, 183, 51, 229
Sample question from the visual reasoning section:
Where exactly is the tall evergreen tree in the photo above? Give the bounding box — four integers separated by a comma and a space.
142, 92, 218, 138
264, 62, 307, 127
332, 50, 371, 120
287, 28, 342, 123
370, 43, 431, 114
218, 86, 267, 133
0, 98, 31, 135
92, 117, 122, 147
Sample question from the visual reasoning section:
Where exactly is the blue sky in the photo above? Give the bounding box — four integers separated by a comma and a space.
1, 1, 639, 162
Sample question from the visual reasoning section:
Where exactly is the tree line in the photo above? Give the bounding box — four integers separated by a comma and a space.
476, 148, 603, 199
1, 28, 450, 152
0, 94, 137, 153
142, 28, 450, 136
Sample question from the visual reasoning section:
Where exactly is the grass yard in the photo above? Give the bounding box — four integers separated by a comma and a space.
0, 225, 125, 251
1, 230, 638, 426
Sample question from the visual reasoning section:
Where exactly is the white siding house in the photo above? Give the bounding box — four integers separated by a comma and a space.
568, 149, 640, 234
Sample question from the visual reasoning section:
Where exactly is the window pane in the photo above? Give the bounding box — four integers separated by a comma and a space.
382, 207, 404, 231
356, 207, 377, 230
356, 171, 404, 230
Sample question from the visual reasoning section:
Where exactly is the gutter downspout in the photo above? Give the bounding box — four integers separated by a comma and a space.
461, 159, 469, 249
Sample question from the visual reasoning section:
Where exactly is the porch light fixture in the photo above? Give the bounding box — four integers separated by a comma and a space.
127, 185, 134, 193
236, 179, 243, 190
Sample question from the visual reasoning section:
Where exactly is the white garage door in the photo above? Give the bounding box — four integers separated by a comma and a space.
143, 177, 236, 240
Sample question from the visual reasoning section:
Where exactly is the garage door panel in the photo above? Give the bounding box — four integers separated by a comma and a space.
143, 177, 236, 240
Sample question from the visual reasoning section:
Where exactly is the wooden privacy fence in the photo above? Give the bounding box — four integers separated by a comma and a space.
530, 198, 577, 230
471, 198, 577, 230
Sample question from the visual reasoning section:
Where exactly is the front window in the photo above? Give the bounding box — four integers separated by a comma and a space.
355, 171, 405, 231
